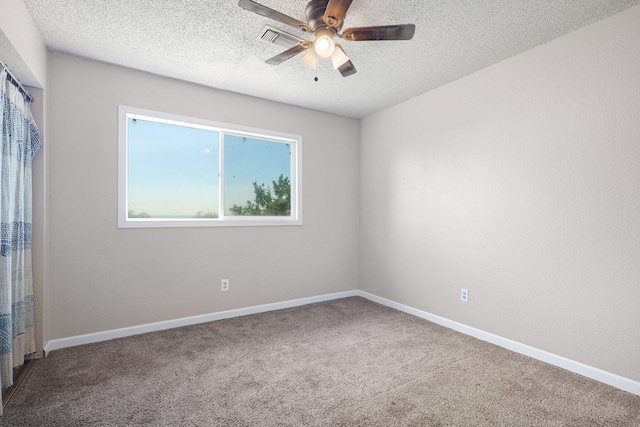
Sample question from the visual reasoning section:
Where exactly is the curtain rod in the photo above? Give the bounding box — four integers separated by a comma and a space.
0, 60, 35, 103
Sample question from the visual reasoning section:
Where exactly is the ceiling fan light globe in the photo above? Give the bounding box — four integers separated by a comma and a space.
331, 45, 350, 69
302, 49, 319, 69
315, 34, 335, 58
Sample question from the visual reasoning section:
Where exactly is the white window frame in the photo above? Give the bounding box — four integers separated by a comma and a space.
118, 105, 302, 228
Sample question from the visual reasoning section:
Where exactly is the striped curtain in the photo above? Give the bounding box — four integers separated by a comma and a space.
0, 68, 42, 408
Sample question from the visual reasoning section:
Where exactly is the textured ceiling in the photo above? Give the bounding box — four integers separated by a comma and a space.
22, 0, 640, 118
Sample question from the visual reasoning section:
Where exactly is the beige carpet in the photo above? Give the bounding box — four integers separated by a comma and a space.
3, 297, 639, 426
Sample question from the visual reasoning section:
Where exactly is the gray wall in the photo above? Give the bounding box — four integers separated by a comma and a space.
44, 53, 360, 341
0, 0, 47, 87
360, 5, 640, 381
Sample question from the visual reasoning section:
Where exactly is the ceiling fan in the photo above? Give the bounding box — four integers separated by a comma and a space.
238, 0, 416, 77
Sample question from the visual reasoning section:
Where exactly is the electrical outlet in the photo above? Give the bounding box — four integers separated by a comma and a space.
461, 288, 469, 302
221, 279, 229, 292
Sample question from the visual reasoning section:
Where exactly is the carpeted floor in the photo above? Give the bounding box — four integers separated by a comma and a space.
3, 297, 639, 426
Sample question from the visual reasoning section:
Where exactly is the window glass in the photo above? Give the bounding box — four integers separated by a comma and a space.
224, 134, 292, 217
127, 118, 219, 219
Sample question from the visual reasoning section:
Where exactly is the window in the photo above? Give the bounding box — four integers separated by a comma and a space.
118, 106, 301, 227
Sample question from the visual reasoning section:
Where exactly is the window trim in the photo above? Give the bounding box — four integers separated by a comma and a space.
118, 105, 302, 228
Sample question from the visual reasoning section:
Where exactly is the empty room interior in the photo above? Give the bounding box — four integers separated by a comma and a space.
1, 0, 639, 424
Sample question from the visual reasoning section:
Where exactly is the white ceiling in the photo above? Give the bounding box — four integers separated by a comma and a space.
22, 0, 640, 118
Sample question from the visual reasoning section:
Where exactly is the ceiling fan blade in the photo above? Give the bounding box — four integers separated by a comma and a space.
266, 43, 311, 65
324, 0, 353, 28
238, 0, 312, 33
339, 24, 416, 41
338, 60, 357, 77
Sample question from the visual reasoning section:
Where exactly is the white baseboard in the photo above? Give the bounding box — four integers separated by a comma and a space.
357, 290, 640, 397
43, 290, 358, 355
43, 288, 639, 397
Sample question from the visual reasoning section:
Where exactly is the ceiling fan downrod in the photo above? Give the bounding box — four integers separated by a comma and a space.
305, 0, 342, 33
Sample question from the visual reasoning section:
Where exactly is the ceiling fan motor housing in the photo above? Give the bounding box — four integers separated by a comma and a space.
305, 0, 342, 32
